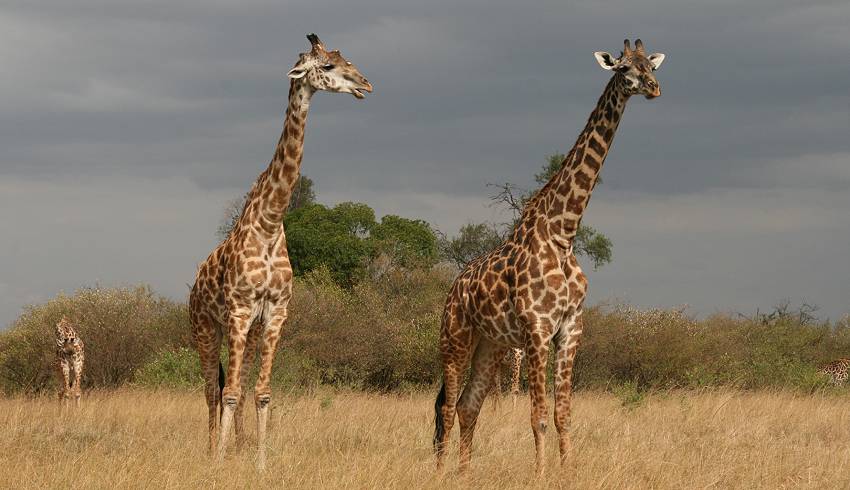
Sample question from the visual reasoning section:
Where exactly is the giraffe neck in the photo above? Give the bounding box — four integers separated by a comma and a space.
238, 79, 314, 238
519, 74, 630, 245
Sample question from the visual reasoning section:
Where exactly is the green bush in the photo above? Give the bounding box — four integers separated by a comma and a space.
0, 285, 190, 394
134, 348, 203, 389
2, 278, 848, 395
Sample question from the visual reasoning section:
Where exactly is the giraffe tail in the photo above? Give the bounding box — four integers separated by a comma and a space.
432, 381, 447, 453
217, 361, 225, 422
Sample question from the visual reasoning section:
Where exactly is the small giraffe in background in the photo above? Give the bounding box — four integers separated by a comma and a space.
490, 349, 524, 410
55, 316, 84, 407
434, 39, 665, 475
818, 359, 850, 385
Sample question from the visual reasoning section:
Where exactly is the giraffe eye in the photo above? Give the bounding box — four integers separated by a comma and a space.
321, 64, 335, 71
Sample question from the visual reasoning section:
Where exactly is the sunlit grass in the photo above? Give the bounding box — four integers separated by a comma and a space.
3, 388, 850, 489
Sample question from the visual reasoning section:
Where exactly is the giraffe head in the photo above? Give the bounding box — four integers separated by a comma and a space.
55, 316, 79, 353
287, 33, 373, 99
594, 39, 665, 99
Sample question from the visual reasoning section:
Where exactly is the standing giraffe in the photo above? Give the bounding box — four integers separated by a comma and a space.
189, 34, 372, 470
433, 39, 665, 474
54, 316, 84, 408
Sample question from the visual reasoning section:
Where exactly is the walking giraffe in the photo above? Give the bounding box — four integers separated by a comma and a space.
54, 316, 84, 408
433, 39, 665, 474
189, 34, 372, 470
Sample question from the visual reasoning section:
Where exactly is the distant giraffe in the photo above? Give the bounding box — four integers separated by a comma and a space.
54, 316, 84, 407
818, 359, 850, 385
189, 34, 371, 470
433, 39, 666, 475
490, 349, 523, 410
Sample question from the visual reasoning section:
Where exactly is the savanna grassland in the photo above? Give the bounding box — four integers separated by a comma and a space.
4, 281, 850, 488
3, 388, 850, 489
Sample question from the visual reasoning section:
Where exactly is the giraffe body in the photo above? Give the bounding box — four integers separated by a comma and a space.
819, 359, 850, 385
54, 316, 84, 407
189, 34, 371, 470
434, 39, 665, 475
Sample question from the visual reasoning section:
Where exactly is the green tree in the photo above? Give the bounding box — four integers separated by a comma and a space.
284, 202, 376, 286
289, 175, 316, 212
438, 223, 503, 270
370, 215, 440, 269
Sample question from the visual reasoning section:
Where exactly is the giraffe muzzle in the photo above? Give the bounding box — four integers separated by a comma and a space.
351, 80, 373, 99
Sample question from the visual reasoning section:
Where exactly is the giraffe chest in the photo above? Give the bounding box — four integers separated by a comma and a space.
231, 230, 292, 293
462, 244, 586, 347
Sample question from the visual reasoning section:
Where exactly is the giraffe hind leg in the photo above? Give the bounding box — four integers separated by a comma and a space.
193, 315, 222, 456
489, 360, 502, 413
434, 315, 476, 471
457, 338, 507, 473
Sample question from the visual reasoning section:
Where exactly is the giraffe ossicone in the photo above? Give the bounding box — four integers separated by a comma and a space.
189, 33, 371, 471
433, 38, 665, 476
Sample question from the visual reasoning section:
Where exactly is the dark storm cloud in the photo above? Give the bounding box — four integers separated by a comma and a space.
1, 0, 848, 326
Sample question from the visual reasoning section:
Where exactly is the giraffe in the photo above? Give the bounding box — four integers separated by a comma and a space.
490, 348, 523, 411
818, 359, 850, 385
189, 33, 372, 470
433, 39, 665, 475
54, 316, 84, 408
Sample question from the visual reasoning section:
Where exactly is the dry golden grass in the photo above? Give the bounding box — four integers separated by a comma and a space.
3, 388, 850, 489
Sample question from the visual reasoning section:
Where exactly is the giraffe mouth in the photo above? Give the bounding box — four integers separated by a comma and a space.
351, 81, 373, 100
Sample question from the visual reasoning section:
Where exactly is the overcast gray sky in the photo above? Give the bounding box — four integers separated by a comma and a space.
1, 0, 849, 327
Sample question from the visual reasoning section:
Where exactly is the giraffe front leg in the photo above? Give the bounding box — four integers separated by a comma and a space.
219, 308, 252, 462
526, 332, 551, 477
457, 338, 506, 474
57, 359, 71, 408
235, 325, 262, 451
553, 311, 583, 466
253, 304, 288, 472
72, 355, 84, 408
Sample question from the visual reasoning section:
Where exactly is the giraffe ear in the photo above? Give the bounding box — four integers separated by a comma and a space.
648, 53, 666, 70
594, 52, 619, 70
287, 67, 308, 79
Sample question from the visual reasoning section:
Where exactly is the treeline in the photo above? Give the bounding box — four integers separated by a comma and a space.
1, 277, 848, 395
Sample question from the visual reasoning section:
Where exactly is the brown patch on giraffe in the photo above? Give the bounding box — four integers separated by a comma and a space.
587, 137, 605, 157
574, 170, 592, 190
584, 154, 601, 172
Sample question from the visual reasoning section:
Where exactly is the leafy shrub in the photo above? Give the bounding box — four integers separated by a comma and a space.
134, 348, 203, 389
0, 285, 190, 394
2, 278, 848, 395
